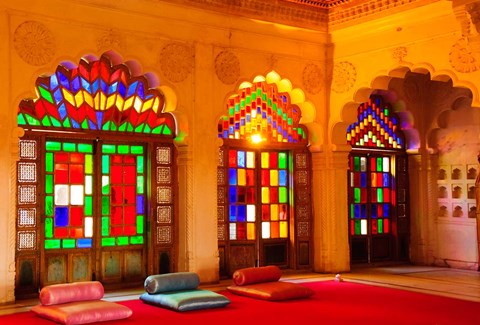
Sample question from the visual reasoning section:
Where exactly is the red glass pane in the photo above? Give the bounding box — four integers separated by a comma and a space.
110, 156, 122, 165
110, 226, 123, 236
70, 153, 85, 163
237, 223, 246, 240
55, 153, 69, 162
354, 173, 360, 187
371, 188, 377, 203
384, 219, 390, 233
54, 227, 68, 238
70, 164, 84, 184
124, 186, 136, 203
350, 220, 355, 235
124, 206, 136, 224
111, 186, 124, 204
372, 219, 378, 234
377, 173, 383, 187
269, 187, 278, 203
360, 188, 367, 203
370, 157, 376, 171
55, 164, 69, 183
262, 205, 270, 221
261, 170, 270, 186
229, 150, 237, 167
247, 188, 255, 203
279, 204, 288, 220
269, 152, 278, 169
124, 166, 136, 184
111, 166, 123, 183
383, 188, 390, 202
377, 204, 383, 218
70, 228, 84, 238
124, 226, 136, 235
246, 170, 255, 186
70, 207, 83, 226
237, 187, 246, 203
125, 156, 135, 163
111, 206, 123, 225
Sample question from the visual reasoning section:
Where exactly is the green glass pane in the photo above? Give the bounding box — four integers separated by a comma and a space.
102, 238, 115, 247
350, 204, 355, 218
143, 124, 152, 134
251, 92, 257, 100
135, 124, 144, 133
137, 176, 144, 194
78, 143, 93, 153
229, 107, 234, 116
354, 220, 361, 235
130, 236, 144, 244
377, 188, 383, 202
240, 99, 245, 108
45, 239, 61, 249
63, 142, 76, 152
137, 156, 144, 174
81, 119, 89, 129
102, 121, 111, 131
162, 125, 172, 135
131, 146, 144, 154
354, 157, 359, 171
85, 196, 93, 216
102, 144, 116, 154
38, 85, 54, 104
127, 123, 134, 132
101, 217, 109, 236
267, 98, 272, 107
136, 215, 144, 234
152, 126, 162, 134
279, 187, 288, 203
102, 155, 110, 174
51, 117, 62, 127
278, 152, 287, 169
354, 188, 360, 203
118, 145, 129, 154
63, 118, 72, 128
62, 239, 76, 249
45, 196, 53, 216
246, 96, 251, 105
46, 141, 61, 151
102, 196, 110, 215
384, 108, 389, 116
378, 219, 384, 234
119, 123, 127, 131
17, 114, 26, 125
45, 153, 54, 172
117, 237, 129, 246
45, 175, 53, 194
377, 157, 383, 171
25, 114, 41, 126
102, 176, 110, 194
45, 217, 53, 238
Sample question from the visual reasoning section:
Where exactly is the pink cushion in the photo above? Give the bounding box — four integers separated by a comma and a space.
232, 266, 282, 286
227, 281, 314, 301
39, 281, 104, 306
31, 300, 132, 325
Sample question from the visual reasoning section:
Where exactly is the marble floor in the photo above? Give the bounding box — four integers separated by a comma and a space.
1, 264, 479, 316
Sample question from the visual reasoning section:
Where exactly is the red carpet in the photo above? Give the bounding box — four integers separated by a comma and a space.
2, 280, 479, 325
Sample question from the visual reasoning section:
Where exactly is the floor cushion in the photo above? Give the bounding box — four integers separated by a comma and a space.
140, 289, 230, 311
31, 299, 133, 325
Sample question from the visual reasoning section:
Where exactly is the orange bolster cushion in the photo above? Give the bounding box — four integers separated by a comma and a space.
39, 281, 105, 306
232, 266, 282, 286
227, 281, 314, 301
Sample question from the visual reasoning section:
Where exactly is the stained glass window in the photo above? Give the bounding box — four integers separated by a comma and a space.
18, 55, 175, 136
217, 82, 307, 144
44, 141, 94, 249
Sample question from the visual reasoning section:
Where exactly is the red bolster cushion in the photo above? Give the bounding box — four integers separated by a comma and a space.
232, 266, 282, 286
39, 281, 105, 306
227, 281, 314, 301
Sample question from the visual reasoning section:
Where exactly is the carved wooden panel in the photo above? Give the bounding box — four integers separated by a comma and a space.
228, 245, 255, 274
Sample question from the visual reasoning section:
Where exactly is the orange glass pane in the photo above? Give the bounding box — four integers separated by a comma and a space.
247, 223, 255, 240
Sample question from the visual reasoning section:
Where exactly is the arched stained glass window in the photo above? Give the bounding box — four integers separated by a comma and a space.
347, 96, 404, 149
217, 82, 307, 144
346, 95, 409, 264
18, 55, 175, 135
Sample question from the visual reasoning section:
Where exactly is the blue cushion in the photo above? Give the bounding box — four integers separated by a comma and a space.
139, 290, 230, 312
144, 272, 200, 294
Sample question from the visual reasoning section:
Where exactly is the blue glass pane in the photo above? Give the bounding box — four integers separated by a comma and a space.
118, 82, 126, 97
77, 238, 92, 248
383, 174, 390, 187
229, 205, 237, 222
360, 172, 367, 187
361, 204, 367, 218
238, 205, 246, 222
354, 204, 360, 218
55, 207, 69, 226
384, 203, 390, 217
371, 204, 377, 218
279, 170, 287, 186
136, 195, 144, 214
229, 168, 237, 185
237, 151, 245, 168
229, 186, 237, 203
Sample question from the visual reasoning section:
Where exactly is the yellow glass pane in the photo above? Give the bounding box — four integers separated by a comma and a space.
247, 223, 255, 240
270, 222, 279, 238
261, 221, 270, 239
247, 205, 256, 221
237, 169, 246, 186
246, 151, 255, 168
106, 94, 116, 109
279, 221, 288, 238
261, 152, 269, 168
261, 187, 270, 203
270, 170, 278, 186
270, 204, 278, 221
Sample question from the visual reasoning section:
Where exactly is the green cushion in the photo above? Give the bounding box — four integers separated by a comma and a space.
140, 289, 230, 312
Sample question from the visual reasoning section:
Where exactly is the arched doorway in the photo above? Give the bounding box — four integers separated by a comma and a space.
15, 53, 178, 298
346, 95, 410, 264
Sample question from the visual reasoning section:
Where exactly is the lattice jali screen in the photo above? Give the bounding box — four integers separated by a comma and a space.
154, 145, 174, 245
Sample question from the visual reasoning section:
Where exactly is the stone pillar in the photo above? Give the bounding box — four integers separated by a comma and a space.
476, 153, 480, 270
312, 147, 350, 273
408, 150, 437, 265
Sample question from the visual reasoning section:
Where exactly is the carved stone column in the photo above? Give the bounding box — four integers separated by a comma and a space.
312, 147, 350, 273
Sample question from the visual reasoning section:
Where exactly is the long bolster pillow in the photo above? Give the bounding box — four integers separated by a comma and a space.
232, 265, 282, 286
39, 281, 105, 306
144, 272, 200, 294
